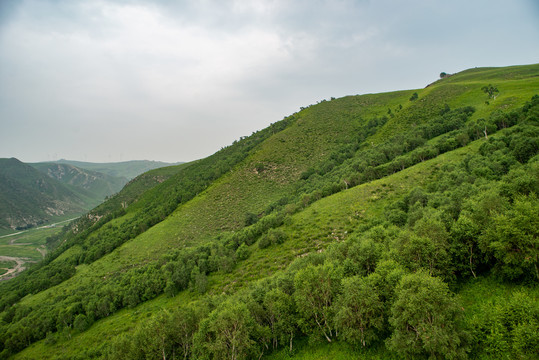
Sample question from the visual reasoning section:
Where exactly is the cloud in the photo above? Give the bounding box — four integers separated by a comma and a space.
0, 0, 538, 163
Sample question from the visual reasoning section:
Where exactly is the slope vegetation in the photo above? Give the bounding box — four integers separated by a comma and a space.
0, 63, 538, 360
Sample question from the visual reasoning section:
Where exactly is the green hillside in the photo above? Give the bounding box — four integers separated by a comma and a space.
0, 64, 538, 360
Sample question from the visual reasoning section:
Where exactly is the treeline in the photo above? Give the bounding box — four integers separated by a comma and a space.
295, 105, 475, 203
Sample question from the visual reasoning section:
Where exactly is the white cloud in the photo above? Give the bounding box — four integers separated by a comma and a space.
1, 0, 538, 163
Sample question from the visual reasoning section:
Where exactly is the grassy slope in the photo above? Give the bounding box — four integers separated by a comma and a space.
12, 63, 539, 359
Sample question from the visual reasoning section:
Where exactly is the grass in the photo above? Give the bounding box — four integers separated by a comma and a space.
0, 260, 16, 269
0, 226, 62, 261
368, 63, 539, 145
266, 339, 396, 360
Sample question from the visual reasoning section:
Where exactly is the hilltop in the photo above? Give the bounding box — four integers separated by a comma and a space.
0, 64, 537, 360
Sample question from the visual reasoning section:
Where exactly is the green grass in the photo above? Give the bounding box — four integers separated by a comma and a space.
0, 228, 15, 236
0, 245, 39, 259
0, 260, 16, 268
368, 63, 539, 145
266, 339, 396, 360
0, 226, 62, 260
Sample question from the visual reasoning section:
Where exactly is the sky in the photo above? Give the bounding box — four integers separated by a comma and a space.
1, 0, 538, 163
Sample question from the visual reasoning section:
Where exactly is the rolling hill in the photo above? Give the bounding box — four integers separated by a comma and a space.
0, 64, 537, 360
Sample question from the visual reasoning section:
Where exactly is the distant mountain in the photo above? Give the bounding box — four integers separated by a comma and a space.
55, 159, 182, 180
0, 158, 88, 230
0, 159, 181, 231
30, 162, 127, 201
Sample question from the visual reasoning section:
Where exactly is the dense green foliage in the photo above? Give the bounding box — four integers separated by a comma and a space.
100, 109, 538, 358
0, 64, 538, 360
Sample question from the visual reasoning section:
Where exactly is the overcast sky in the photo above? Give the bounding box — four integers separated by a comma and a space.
1, 0, 538, 163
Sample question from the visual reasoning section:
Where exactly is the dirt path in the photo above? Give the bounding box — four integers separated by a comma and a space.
0, 255, 30, 281
0, 231, 26, 239
0, 217, 78, 240
36, 245, 47, 258
9, 236, 31, 246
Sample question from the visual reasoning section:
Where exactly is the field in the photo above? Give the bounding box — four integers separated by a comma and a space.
0, 224, 67, 281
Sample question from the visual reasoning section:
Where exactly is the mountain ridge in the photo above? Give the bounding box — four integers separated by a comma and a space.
54, 159, 183, 180
0, 158, 88, 231
0, 159, 182, 232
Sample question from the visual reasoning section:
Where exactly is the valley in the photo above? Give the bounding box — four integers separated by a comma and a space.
0, 224, 68, 281
0, 159, 179, 234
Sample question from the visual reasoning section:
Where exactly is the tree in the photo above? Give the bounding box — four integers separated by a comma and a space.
194, 302, 257, 360
236, 243, 250, 260
480, 290, 539, 359
335, 273, 385, 347
190, 266, 208, 294
263, 288, 298, 352
510, 136, 538, 163
482, 84, 499, 99
387, 271, 469, 359
451, 214, 481, 278
134, 311, 175, 360
294, 263, 342, 342
392, 215, 452, 281
73, 314, 90, 332
244, 212, 258, 226
481, 194, 539, 281
170, 307, 200, 360
440, 72, 447, 78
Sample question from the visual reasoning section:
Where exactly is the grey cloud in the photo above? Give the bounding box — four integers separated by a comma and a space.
1, 0, 538, 163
